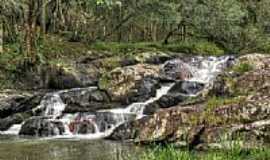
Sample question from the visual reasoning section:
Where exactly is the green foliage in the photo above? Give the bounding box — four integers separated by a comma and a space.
232, 63, 253, 75
165, 41, 224, 56
189, 96, 245, 126
138, 145, 270, 160
193, 41, 224, 56
90, 42, 162, 55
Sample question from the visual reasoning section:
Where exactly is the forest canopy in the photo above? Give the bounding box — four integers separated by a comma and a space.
1, 0, 270, 63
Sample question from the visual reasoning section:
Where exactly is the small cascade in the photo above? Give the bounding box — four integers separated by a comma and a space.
187, 56, 233, 84
0, 124, 23, 135
43, 94, 66, 119
98, 83, 174, 120
1, 56, 234, 139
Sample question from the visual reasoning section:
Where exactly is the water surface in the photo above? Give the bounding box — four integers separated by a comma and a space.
0, 135, 141, 160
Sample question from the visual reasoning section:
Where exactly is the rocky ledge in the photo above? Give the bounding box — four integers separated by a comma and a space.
109, 54, 270, 149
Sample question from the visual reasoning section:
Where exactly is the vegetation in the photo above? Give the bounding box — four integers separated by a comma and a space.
137, 145, 270, 160
232, 62, 254, 75
1, 0, 270, 64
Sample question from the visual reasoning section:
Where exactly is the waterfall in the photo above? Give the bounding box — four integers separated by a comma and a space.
1, 56, 233, 138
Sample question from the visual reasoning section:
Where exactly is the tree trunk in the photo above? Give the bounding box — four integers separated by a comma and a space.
41, 0, 47, 35
23, 0, 38, 63
0, 20, 3, 53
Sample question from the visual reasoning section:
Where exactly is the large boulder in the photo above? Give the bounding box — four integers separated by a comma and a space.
210, 54, 270, 97
134, 51, 173, 65
19, 117, 65, 137
110, 94, 270, 148
109, 54, 270, 148
60, 87, 126, 113
0, 113, 31, 131
0, 91, 44, 131
160, 59, 194, 81
143, 81, 205, 115
98, 64, 161, 103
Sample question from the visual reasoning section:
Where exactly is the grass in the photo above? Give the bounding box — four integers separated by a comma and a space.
231, 62, 253, 75
189, 96, 245, 126
136, 145, 270, 160
90, 40, 225, 56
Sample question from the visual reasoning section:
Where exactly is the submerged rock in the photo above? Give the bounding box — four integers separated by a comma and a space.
19, 117, 65, 137
69, 120, 97, 134
96, 112, 136, 132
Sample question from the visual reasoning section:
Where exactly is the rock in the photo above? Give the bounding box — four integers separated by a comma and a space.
134, 51, 173, 65
210, 54, 270, 97
0, 93, 43, 119
96, 112, 136, 132
0, 113, 30, 131
161, 59, 193, 81
110, 54, 270, 148
110, 93, 270, 147
143, 81, 204, 115
19, 117, 65, 137
236, 53, 270, 70
169, 81, 205, 95
109, 107, 202, 142
60, 87, 126, 113
98, 64, 161, 103
41, 65, 94, 89
69, 120, 97, 134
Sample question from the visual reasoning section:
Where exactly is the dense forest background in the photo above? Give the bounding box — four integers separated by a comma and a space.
1, 0, 270, 88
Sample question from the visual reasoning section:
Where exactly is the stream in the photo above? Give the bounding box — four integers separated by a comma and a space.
0, 135, 141, 160
0, 56, 234, 160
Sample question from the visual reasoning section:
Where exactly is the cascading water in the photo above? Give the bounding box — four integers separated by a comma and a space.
1, 56, 234, 138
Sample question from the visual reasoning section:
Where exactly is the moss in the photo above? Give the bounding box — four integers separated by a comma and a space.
98, 73, 112, 90
232, 62, 253, 75
193, 41, 224, 56
190, 96, 245, 126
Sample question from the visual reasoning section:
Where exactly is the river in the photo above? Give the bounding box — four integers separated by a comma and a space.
0, 135, 141, 160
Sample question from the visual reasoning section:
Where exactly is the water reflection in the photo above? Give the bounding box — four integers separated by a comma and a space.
0, 135, 141, 160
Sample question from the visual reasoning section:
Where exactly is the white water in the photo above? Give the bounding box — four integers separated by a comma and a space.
188, 56, 232, 84
0, 124, 23, 135
1, 56, 233, 139
99, 83, 175, 119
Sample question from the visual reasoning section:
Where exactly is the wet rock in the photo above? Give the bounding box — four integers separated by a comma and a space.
110, 54, 270, 148
143, 81, 204, 115
161, 59, 193, 81
98, 64, 160, 103
0, 93, 43, 119
70, 120, 97, 134
96, 112, 136, 132
60, 87, 126, 113
0, 113, 30, 131
169, 81, 205, 95
19, 117, 65, 137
